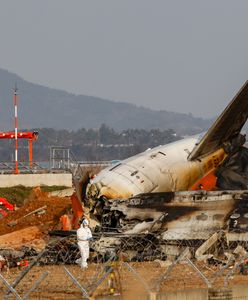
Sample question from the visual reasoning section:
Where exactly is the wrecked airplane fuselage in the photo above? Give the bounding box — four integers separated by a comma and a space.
87, 137, 227, 200
84, 82, 248, 252
99, 190, 248, 240
89, 190, 248, 261
86, 142, 248, 242
87, 81, 248, 204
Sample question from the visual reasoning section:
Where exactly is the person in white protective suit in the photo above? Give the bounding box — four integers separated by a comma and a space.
76, 218, 92, 268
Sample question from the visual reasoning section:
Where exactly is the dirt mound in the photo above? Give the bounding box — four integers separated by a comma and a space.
0, 187, 71, 236
0, 226, 46, 250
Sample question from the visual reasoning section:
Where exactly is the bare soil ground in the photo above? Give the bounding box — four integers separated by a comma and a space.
0, 188, 71, 249
0, 262, 248, 299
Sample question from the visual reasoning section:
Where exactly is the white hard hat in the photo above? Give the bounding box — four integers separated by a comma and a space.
82, 219, 89, 226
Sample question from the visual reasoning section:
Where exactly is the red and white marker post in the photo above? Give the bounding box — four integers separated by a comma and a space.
13, 86, 19, 174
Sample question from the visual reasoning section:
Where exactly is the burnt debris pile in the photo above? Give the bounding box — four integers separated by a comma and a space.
217, 146, 248, 190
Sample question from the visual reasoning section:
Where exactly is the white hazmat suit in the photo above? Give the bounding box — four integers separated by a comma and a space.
76, 220, 92, 268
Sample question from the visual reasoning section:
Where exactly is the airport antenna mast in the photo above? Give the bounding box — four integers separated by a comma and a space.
13, 84, 19, 174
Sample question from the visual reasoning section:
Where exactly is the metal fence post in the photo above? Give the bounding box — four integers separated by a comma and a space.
0, 273, 23, 300
4, 249, 47, 300
123, 262, 151, 293
185, 257, 211, 288
22, 271, 49, 300
153, 247, 190, 291
64, 266, 90, 299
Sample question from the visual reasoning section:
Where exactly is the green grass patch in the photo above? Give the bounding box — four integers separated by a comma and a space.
40, 185, 68, 193
0, 185, 68, 207
0, 185, 33, 207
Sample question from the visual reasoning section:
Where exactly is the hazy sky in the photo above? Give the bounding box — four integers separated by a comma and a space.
0, 1, 248, 118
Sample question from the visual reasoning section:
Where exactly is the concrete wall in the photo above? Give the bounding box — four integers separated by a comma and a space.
96, 286, 248, 300
232, 284, 248, 299
156, 289, 208, 300
0, 173, 72, 187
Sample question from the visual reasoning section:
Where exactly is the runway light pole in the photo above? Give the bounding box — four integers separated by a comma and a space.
13, 84, 19, 174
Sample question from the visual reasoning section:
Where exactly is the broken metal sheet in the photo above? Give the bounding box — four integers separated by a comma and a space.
233, 245, 247, 258
195, 231, 226, 261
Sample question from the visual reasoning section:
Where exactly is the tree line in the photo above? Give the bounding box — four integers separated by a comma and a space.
0, 125, 181, 162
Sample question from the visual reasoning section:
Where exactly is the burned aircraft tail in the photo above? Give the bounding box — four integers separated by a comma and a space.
188, 81, 248, 161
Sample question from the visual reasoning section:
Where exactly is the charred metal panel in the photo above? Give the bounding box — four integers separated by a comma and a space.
98, 191, 248, 241
216, 146, 248, 190
228, 192, 248, 233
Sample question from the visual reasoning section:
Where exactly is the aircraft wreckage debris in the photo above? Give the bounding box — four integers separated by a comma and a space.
7, 205, 47, 227
2, 190, 248, 269
1, 82, 248, 298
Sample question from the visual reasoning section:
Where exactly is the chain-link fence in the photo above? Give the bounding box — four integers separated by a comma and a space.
1, 234, 248, 300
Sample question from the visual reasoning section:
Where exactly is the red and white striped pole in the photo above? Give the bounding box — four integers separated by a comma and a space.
13, 85, 19, 174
